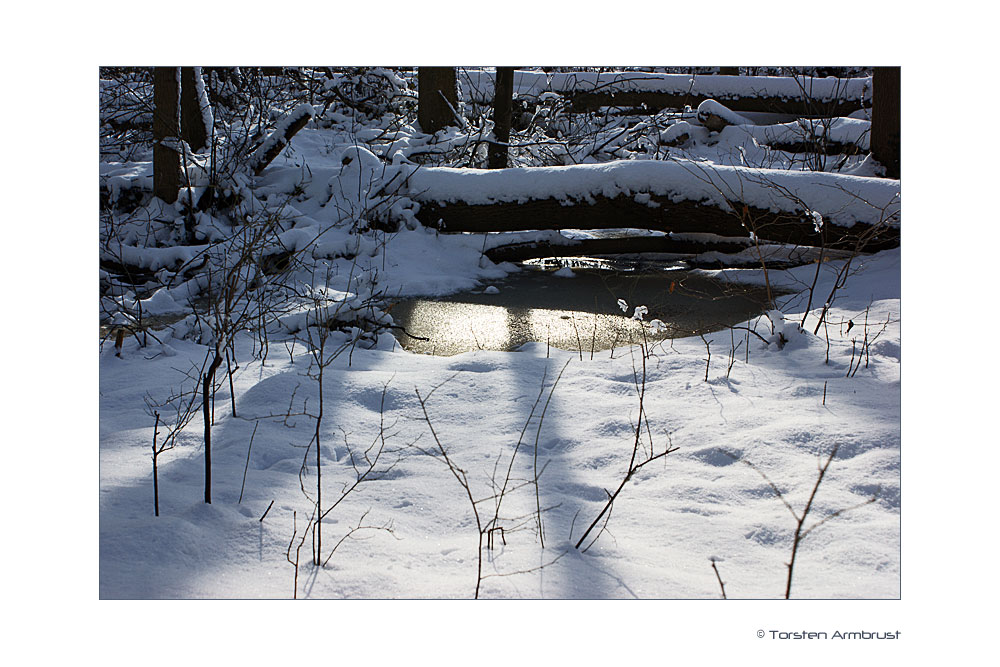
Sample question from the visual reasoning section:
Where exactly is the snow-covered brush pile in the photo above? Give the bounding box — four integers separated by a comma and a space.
100, 69, 421, 352
99, 70, 154, 161
653, 99, 876, 174
313, 67, 416, 121
99, 158, 411, 354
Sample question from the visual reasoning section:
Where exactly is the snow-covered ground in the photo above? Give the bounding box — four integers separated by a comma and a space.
96, 66, 906, 601
99, 238, 900, 599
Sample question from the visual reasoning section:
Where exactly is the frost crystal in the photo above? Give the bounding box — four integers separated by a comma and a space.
632, 305, 648, 321
617, 298, 628, 312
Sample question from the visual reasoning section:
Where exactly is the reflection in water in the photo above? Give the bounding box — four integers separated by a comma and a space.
388, 268, 773, 356
392, 301, 649, 356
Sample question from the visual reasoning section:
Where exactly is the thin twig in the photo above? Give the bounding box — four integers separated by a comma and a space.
238, 420, 259, 504
710, 558, 728, 599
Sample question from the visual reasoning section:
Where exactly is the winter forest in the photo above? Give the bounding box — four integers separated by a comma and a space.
98, 64, 903, 604
0, 0, 982, 661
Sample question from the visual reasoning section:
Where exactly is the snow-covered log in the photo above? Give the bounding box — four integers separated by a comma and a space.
697, 99, 751, 132
406, 160, 900, 252
459, 70, 871, 116
249, 103, 315, 175
567, 88, 865, 117
417, 195, 897, 252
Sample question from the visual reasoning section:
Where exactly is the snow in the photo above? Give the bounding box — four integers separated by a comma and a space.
100, 246, 901, 600
741, 116, 873, 149
698, 98, 753, 126
98, 67, 902, 607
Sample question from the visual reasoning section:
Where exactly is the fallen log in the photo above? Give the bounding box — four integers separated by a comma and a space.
567, 90, 864, 117
415, 194, 899, 253
459, 71, 871, 118
405, 160, 899, 253
767, 140, 865, 156
250, 103, 315, 175
484, 235, 752, 264
564, 74, 869, 117
99, 258, 159, 284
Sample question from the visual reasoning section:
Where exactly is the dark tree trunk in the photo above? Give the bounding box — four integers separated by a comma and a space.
418, 67, 458, 134
717, 66, 740, 76
180, 67, 209, 153
153, 67, 180, 203
202, 349, 224, 504
153, 453, 160, 516
152, 413, 161, 517
487, 67, 515, 169
871, 66, 901, 179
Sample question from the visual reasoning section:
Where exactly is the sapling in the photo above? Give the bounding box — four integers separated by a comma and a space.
699, 332, 712, 381
722, 444, 877, 598
295, 291, 399, 566
710, 557, 728, 600
414, 379, 487, 598
486, 364, 551, 551
571, 315, 583, 361
574, 313, 679, 551
532, 360, 570, 546
143, 368, 202, 516
196, 217, 287, 503
225, 347, 238, 418
415, 369, 565, 598
238, 421, 259, 504
846, 338, 859, 377
590, 311, 598, 361
726, 326, 743, 379
745, 318, 751, 363
285, 509, 312, 599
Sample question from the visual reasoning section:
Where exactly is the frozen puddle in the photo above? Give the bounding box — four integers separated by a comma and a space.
387, 266, 773, 356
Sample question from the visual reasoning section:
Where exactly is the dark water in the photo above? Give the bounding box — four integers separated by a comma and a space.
387, 266, 773, 356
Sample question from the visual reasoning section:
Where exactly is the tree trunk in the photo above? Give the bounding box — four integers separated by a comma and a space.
202, 349, 224, 504
871, 66, 901, 179
487, 67, 515, 169
153, 67, 180, 203
418, 67, 458, 134
153, 452, 160, 516
180, 67, 209, 153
